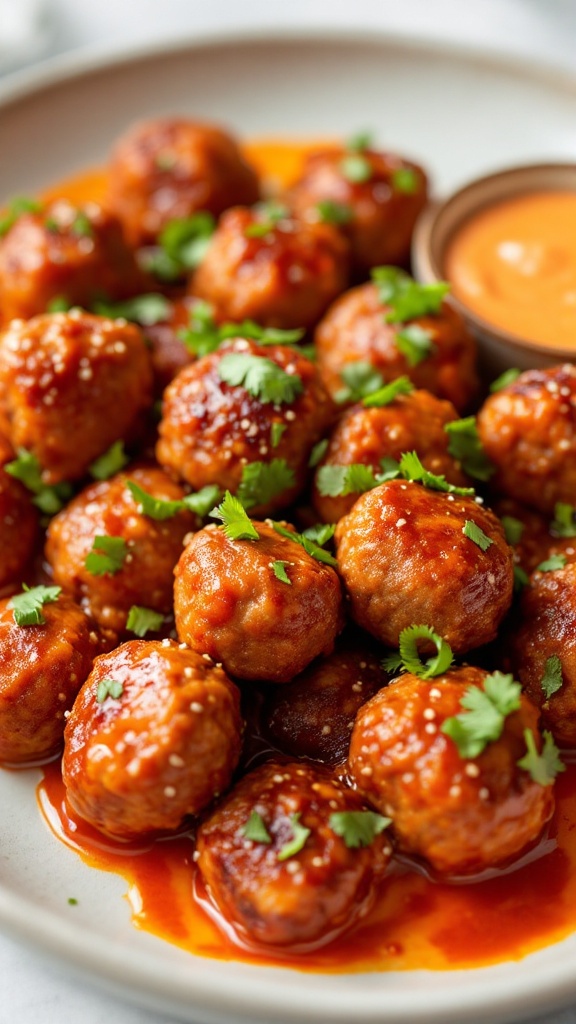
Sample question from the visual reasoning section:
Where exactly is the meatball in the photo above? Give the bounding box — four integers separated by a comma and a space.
156, 338, 335, 516
261, 629, 387, 764
348, 667, 554, 875
286, 144, 428, 274
511, 562, 576, 747
0, 592, 96, 764
493, 497, 576, 576
0, 438, 39, 591
62, 639, 242, 839
0, 311, 153, 484
477, 364, 576, 515
106, 118, 260, 247
45, 463, 197, 636
192, 206, 349, 330
313, 389, 469, 523
0, 199, 148, 323
334, 479, 514, 654
174, 519, 343, 682
141, 295, 198, 393
196, 761, 391, 946
314, 281, 478, 413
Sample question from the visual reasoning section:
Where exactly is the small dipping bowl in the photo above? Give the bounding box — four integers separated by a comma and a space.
412, 163, 576, 375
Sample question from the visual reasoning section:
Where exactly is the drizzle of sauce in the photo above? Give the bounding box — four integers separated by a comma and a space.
445, 191, 576, 349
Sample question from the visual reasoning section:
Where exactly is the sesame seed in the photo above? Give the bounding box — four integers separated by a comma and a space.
192, 850, 200, 862
429, 687, 442, 700
164, 786, 176, 798
424, 722, 437, 734
179, 642, 187, 650
190, 702, 204, 713
169, 754, 185, 768
285, 410, 296, 421
396, 518, 407, 527
202, 653, 212, 662
465, 763, 480, 778
184, 667, 193, 678
273, 774, 285, 783
321, 725, 332, 736
161, 638, 171, 647
479, 787, 490, 800
361, 765, 373, 776
311, 856, 323, 867
449, 784, 461, 798
285, 861, 299, 874
423, 708, 436, 721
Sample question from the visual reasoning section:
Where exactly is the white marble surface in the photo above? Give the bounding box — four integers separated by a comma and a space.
1, 2, 576, 1023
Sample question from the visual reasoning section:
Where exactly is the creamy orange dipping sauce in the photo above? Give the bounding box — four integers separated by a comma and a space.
445, 191, 576, 349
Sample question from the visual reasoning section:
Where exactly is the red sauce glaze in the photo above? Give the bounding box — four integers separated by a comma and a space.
38, 759, 576, 972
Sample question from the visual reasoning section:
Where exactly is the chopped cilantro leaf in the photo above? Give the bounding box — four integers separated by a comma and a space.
445, 417, 494, 482
85, 535, 128, 576
237, 458, 295, 509
277, 813, 311, 861
144, 213, 215, 280
218, 352, 303, 405
272, 521, 338, 567
67, 897, 78, 906
127, 480, 186, 521
514, 565, 530, 592
382, 624, 453, 679
301, 523, 336, 546
489, 367, 521, 393
362, 375, 414, 408
209, 491, 259, 541
399, 450, 475, 496
0, 196, 42, 237
70, 211, 93, 238
93, 293, 171, 326
126, 605, 164, 637
541, 655, 563, 699
441, 672, 522, 758
371, 266, 449, 323
340, 153, 372, 184
9, 584, 61, 626
536, 554, 567, 572
316, 463, 380, 497
517, 729, 564, 786
89, 441, 128, 481
335, 361, 385, 404
178, 301, 221, 357
392, 167, 419, 194
4, 447, 72, 515
243, 811, 272, 844
272, 560, 292, 585
395, 325, 435, 366
308, 438, 329, 467
271, 422, 287, 448
501, 515, 524, 546
462, 520, 494, 552
346, 131, 373, 152
551, 503, 576, 538
245, 202, 290, 238
96, 678, 124, 702
182, 485, 222, 518
47, 296, 71, 313
316, 200, 353, 225
329, 810, 391, 848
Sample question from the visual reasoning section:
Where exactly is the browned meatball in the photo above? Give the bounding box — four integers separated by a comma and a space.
0, 311, 153, 484
0, 592, 96, 763
334, 479, 514, 654
477, 364, 576, 515
45, 464, 197, 636
0, 200, 148, 323
286, 144, 428, 274
261, 629, 387, 764
314, 281, 478, 413
106, 118, 260, 247
174, 520, 343, 682
493, 497, 576, 576
157, 338, 335, 516
313, 389, 470, 523
511, 562, 576, 747
192, 206, 349, 330
62, 639, 242, 839
197, 760, 391, 946
348, 667, 554, 875
0, 439, 39, 591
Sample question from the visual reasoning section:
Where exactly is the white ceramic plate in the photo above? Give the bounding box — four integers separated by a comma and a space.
2, 31, 576, 1024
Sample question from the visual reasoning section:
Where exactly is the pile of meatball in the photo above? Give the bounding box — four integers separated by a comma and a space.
0, 116, 572, 954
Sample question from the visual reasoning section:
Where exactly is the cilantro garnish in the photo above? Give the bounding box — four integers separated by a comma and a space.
334, 361, 385, 404
237, 459, 295, 510
96, 678, 124, 703
536, 554, 567, 572
316, 463, 382, 498
144, 212, 216, 280
541, 655, 563, 699
308, 438, 329, 467
514, 565, 530, 592
47, 296, 71, 313
93, 293, 172, 326
489, 367, 521, 393
243, 811, 272, 844
89, 441, 128, 481
272, 521, 338, 567
346, 131, 373, 152
209, 491, 259, 541
445, 418, 494, 482
315, 200, 353, 225
398, 450, 475, 496
70, 211, 93, 238
4, 448, 72, 515
382, 624, 453, 680
501, 515, 524, 546
277, 813, 311, 861
441, 672, 522, 758
9, 584, 61, 627
329, 810, 391, 848
127, 480, 220, 521
392, 167, 419, 194
301, 523, 336, 546
395, 325, 435, 367
0, 196, 42, 237
218, 352, 303, 405
67, 897, 78, 906
272, 560, 292, 585
517, 729, 564, 786
362, 376, 414, 408
182, 485, 222, 518
245, 202, 290, 238
340, 153, 372, 184
179, 304, 305, 356
85, 535, 128, 576
462, 520, 494, 552
371, 266, 450, 323
126, 605, 164, 637
271, 422, 287, 448
551, 503, 576, 538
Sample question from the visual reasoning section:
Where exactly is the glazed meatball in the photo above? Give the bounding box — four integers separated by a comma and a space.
174, 519, 343, 682
348, 667, 554, 875
0, 199, 148, 322
0, 592, 96, 764
157, 338, 335, 516
286, 144, 428, 274
313, 389, 470, 523
314, 281, 478, 413
477, 364, 576, 514
0, 311, 153, 484
261, 629, 387, 764
493, 497, 576, 576
45, 464, 197, 636
0, 438, 39, 591
196, 761, 391, 946
106, 118, 260, 247
63, 639, 242, 839
192, 206, 349, 330
334, 479, 514, 654
511, 562, 576, 747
